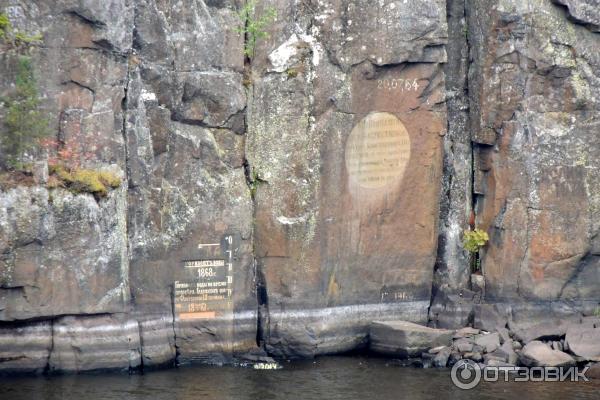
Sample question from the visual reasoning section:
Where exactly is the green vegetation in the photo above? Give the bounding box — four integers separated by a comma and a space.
14, 31, 43, 45
286, 68, 298, 78
0, 13, 9, 39
49, 165, 121, 199
463, 228, 489, 253
235, 1, 277, 59
247, 169, 266, 199
1, 56, 50, 169
463, 228, 489, 272
0, 13, 43, 46
594, 307, 600, 318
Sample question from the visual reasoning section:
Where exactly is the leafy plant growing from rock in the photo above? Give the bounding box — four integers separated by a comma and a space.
0, 13, 43, 47
247, 169, 266, 199
235, 1, 277, 60
463, 228, 489, 273
0, 13, 9, 39
1, 56, 50, 170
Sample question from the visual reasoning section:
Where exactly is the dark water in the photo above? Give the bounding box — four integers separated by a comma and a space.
1, 357, 598, 400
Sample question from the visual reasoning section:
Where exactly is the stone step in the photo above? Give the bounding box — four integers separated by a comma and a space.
369, 321, 454, 358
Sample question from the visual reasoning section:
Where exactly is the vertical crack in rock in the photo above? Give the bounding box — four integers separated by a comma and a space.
136, 320, 144, 373
429, 0, 474, 328
254, 258, 269, 349
169, 284, 180, 365
44, 318, 55, 375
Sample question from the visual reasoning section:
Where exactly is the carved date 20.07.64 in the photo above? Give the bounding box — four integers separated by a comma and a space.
377, 78, 419, 92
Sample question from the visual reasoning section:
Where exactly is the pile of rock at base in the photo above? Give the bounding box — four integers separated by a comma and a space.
368, 318, 599, 376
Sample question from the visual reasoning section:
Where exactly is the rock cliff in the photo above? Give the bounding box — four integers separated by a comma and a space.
0, 0, 598, 373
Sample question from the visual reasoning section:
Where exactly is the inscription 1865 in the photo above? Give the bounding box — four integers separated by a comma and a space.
345, 112, 411, 189
174, 235, 235, 320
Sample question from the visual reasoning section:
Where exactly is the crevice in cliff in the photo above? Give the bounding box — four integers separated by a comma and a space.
236, 1, 267, 353
135, 320, 144, 374
43, 318, 55, 375
66, 10, 106, 28
430, 0, 474, 320
169, 284, 180, 365
550, 0, 600, 33
254, 258, 269, 349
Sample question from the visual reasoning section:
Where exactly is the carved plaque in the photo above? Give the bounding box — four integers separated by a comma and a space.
345, 112, 411, 189
174, 234, 235, 320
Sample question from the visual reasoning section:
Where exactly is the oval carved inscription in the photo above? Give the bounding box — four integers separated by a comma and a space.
345, 112, 411, 190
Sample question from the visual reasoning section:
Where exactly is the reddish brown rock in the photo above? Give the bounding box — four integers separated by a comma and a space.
247, 0, 447, 357
468, 0, 600, 302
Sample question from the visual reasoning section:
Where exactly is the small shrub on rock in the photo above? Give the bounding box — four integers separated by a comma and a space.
463, 228, 489, 273
463, 229, 489, 253
49, 165, 121, 199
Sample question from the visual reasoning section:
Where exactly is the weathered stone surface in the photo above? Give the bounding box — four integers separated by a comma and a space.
432, 346, 452, 367
588, 362, 600, 379
0, 0, 131, 324
0, 186, 129, 321
489, 341, 518, 365
432, 0, 473, 317
0, 0, 599, 375
464, 352, 483, 362
474, 332, 500, 353
369, 321, 454, 358
248, 0, 447, 357
136, 313, 176, 369
455, 327, 481, 338
0, 321, 52, 374
519, 340, 576, 367
473, 303, 510, 331
510, 320, 572, 344
49, 315, 141, 372
565, 319, 600, 361
429, 291, 477, 329
454, 338, 474, 353
485, 359, 516, 368
265, 303, 428, 358
469, 0, 600, 303
553, 0, 600, 32
316, 0, 447, 69
1, 0, 256, 371
124, 0, 258, 364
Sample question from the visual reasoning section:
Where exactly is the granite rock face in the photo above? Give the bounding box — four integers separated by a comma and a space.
0, 186, 129, 321
248, 0, 447, 358
469, 0, 600, 303
0, 0, 599, 373
553, 0, 600, 31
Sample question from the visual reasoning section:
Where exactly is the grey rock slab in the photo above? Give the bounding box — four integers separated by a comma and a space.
553, 0, 600, 31
519, 341, 576, 368
0, 321, 52, 374
369, 321, 454, 358
433, 347, 452, 368
509, 320, 572, 344
474, 332, 501, 353
454, 327, 481, 338
49, 315, 141, 373
454, 338, 474, 353
565, 321, 600, 362
464, 352, 483, 362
